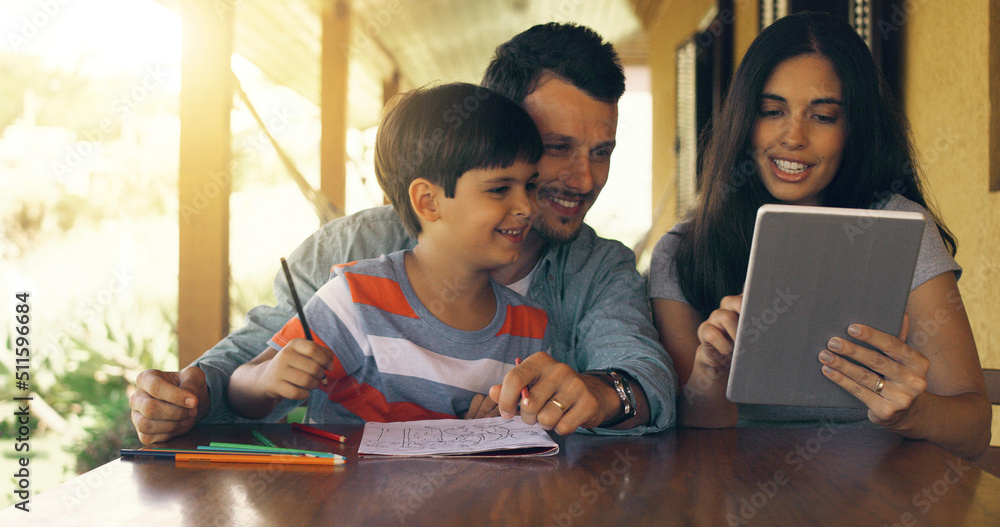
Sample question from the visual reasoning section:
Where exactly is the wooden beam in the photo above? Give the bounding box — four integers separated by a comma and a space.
321, 0, 350, 214
178, 0, 233, 367
381, 70, 399, 205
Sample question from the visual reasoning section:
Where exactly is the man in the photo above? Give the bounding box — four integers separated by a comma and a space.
130, 23, 677, 444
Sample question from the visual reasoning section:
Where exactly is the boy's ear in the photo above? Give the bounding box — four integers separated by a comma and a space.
409, 178, 441, 223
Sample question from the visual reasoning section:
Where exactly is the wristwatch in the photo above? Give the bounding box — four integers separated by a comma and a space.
585, 369, 637, 427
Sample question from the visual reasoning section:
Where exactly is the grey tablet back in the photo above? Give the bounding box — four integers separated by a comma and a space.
726, 205, 925, 408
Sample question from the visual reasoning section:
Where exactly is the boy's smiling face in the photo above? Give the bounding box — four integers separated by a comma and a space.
435, 160, 538, 269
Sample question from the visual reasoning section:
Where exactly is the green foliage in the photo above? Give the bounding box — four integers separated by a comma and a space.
59, 305, 177, 472
69, 387, 143, 474
0, 302, 178, 474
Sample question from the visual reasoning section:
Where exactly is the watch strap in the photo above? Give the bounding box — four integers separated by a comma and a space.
585, 369, 637, 428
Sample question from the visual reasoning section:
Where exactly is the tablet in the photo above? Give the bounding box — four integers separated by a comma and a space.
726, 204, 925, 408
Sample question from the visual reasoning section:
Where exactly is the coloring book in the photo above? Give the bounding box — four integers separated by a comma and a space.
357, 416, 559, 457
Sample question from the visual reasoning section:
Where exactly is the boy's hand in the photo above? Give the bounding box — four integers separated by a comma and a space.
256, 339, 335, 401
464, 393, 502, 419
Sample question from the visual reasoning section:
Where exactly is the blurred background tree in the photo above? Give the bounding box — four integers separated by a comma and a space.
0, 1, 330, 508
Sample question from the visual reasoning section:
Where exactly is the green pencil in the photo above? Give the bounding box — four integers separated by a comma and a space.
207, 442, 346, 460
252, 429, 277, 448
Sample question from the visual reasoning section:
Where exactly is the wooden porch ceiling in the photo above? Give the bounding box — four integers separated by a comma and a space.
159, 0, 665, 130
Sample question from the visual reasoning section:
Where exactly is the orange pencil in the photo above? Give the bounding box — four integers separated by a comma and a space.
177, 453, 341, 465
121, 449, 343, 465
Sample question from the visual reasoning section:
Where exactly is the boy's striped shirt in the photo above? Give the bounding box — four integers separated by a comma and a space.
268, 250, 549, 424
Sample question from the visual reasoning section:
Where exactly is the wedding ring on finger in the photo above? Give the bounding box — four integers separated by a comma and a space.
873, 376, 885, 395
549, 398, 566, 411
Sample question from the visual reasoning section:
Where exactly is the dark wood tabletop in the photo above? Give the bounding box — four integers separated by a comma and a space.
6, 424, 999, 526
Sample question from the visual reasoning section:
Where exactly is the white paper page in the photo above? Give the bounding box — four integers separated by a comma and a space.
357, 416, 559, 457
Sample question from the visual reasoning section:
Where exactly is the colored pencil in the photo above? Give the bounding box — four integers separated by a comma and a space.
122, 446, 344, 460
280, 257, 313, 342
204, 442, 345, 459
120, 449, 343, 466
515, 357, 530, 404
291, 422, 347, 443
252, 430, 277, 447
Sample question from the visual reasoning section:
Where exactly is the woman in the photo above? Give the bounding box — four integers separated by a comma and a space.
649, 12, 990, 459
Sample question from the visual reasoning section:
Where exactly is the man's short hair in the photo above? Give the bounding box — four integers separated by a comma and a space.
481, 22, 626, 104
374, 83, 543, 237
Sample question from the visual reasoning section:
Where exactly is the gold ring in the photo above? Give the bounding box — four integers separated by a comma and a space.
549, 398, 566, 411
874, 376, 885, 395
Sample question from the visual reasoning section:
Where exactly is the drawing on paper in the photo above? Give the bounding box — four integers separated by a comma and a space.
358, 416, 559, 457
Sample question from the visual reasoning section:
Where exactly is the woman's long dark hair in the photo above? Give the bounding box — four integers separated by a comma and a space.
675, 11, 956, 320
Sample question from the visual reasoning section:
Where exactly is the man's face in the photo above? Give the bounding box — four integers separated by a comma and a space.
521, 76, 618, 243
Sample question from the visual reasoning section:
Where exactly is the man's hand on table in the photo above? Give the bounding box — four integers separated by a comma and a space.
489, 352, 623, 435
129, 366, 209, 445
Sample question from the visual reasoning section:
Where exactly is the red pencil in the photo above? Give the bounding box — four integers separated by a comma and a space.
292, 422, 347, 443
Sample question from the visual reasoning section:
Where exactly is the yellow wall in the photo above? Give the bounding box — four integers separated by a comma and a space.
902, 0, 1000, 446
732, 0, 757, 64
649, 1, 708, 241
994, 0, 1000, 195
902, 0, 999, 370
648, 0, 756, 246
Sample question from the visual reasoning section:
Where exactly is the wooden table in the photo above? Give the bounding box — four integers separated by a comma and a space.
6, 424, 999, 526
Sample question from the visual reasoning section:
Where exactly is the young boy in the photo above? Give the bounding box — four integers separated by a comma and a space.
226, 83, 549, 424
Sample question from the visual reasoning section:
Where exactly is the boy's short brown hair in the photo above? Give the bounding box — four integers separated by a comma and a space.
374, 82, 542, 237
